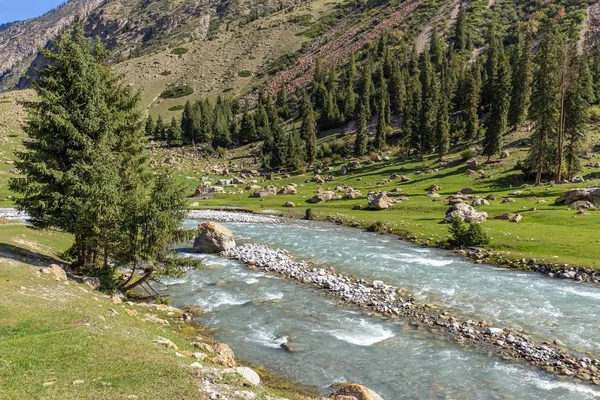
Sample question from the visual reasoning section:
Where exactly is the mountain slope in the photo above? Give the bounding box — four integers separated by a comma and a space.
0, 0, 308, 91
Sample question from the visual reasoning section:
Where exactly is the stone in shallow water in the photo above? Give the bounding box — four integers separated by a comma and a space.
193, 222, 236, 253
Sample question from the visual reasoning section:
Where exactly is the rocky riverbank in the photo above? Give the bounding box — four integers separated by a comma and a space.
224, 243, 600, 386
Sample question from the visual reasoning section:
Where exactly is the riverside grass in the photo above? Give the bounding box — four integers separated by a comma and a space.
182, 149, 600, 271
0, 221, 316, 400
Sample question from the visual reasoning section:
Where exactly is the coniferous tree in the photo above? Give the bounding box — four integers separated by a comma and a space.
389, 59, 405, 118
354, 101, 369, 157
270, 119, 288, 168
508, 35, 533, 129
564, 54, 594, 180
167, 116, 181, 146
342, 67, 358, 120
589, 45, 600, 103
277, 83, 291, 120
287, 127, 305, 171
238, 110, 258, 144
199, 99, 213, 143
10, 25, 194, 279
420, 52, 437, 154
482, 26, 502, 106
180, 100, 195, 144
454, 1, 467, 52
154, 115, 166, 140
483, 53, 511, 159
145, 115, 155, 137
300, 91, 318, 165
430, 25, 445, 71
406, 71, 422, 155
527, 20, 561, 185
463, 63, 481, 140
435, 88, 451, 159
374, 81, 389, 151
359, 60, 373, 117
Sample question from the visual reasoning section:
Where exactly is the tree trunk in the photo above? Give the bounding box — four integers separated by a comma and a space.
120, 268, 154, 292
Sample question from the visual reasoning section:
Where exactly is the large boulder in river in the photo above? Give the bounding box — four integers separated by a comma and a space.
367, 192, 395, 210
193, 222, 236, 253
555, 188, 600, 206
444, 202, 487, 223
330, 383, 383, 400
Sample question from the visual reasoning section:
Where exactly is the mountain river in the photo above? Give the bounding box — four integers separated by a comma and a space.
159, 214, 600, 399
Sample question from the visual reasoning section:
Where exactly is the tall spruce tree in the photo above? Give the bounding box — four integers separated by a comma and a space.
454, 1, 467, 52
508, 35, 533, 128
154, 115, 165, 140
435, 88, 451, 159
354, 101, 369, 157
300, 91, 318, 165
180, 100, 195, 144
420, 52, 437, 154
564, 54, 594, 180
145, 115, 155, 137
167, 116, 181, 146
463, 63, 481, 140
10, 25, 195, 281
527, 20, 561, 185
483, 53, 511, 159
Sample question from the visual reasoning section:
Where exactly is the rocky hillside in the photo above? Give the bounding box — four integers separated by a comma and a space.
0, 0, 307, 91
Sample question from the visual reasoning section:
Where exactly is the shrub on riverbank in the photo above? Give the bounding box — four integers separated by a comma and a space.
448, 217, 490, 248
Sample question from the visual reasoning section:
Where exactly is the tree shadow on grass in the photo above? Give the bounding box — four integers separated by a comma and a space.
0, 243, 62, 267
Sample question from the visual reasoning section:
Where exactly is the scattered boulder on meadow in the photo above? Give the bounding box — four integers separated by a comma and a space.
572, 176, 585, 183
389, 173, 399, 180
348, 160, 360, 169
465, 169, 477, 177
330, 383, 384, 400
427, 184, 441, 192
444, 193, 469, 204
444, 203, 488, 223
282, 202, 295, 208
571, 200, 595, 209
555, 188, 600, 206
502, 197, 516, 203
427, 192, 441, 198
466, 158, 478, 169
193, 222, 236, 253
345, 189, 361, 200
400, 175, 411, 182
81, 276, 101, 289
307, 191, 341, 204
486, 194, 503, 201
367, 192, 396, 210
311, 175, 325, 184
494, 213, 524, 223
277, 185, 297, 195
460, 188, 475, 194
500, 150, 510, 159
471, 198, 490, 206
251, 185, 277, 198
48, 264, 67, 282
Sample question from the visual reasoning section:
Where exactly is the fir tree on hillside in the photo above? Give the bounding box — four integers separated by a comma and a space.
10, 25, 198, 289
